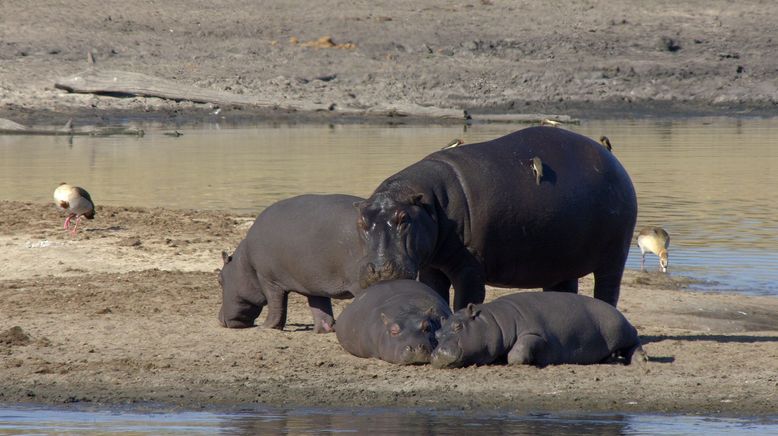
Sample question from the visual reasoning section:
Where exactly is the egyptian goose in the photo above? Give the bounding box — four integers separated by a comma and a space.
53, 183, 95, 235
637, 227, 670, 272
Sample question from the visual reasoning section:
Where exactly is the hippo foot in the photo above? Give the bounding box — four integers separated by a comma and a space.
314, 319, 335, 334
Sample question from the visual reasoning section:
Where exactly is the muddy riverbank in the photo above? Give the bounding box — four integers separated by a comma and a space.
1, 1, 777, 127
1, 202, 777, 415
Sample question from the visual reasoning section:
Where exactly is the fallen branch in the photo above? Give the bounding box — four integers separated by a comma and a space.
53, 70, 578, 123
54, 69, 327, 112
0, 118, 144, 137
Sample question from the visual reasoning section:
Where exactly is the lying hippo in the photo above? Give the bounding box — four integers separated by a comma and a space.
355, 126, 637, 309
218, 194, 364, 333
336, 280, 452, 365
431, 292, 645, 368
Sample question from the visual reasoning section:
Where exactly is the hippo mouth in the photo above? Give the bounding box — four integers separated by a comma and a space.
430, 346, 464, 369
218, 304, 262, 329
398, 344, 433, 365
359, 260, 418, 289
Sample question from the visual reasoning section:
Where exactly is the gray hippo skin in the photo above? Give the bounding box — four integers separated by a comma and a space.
336, 280, 452, 365
355, 126, 637, 309
430, 292, 645, 368
218, 194, 364, 333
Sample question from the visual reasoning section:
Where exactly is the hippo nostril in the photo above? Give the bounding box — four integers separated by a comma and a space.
404, 345, 413, 352
367, 263, 377, 275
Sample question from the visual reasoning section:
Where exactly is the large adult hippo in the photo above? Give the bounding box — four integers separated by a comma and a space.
218, 194, 364, 333
430, 292, 646, 368
355, 126, 637, 309
336, 279, 452, 365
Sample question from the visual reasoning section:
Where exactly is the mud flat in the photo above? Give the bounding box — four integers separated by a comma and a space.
1, 201, 777, 415
1, 1, 777, 127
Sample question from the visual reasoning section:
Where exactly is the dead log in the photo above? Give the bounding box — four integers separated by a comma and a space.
0, 118, 144, 137
54, 69, 327, 112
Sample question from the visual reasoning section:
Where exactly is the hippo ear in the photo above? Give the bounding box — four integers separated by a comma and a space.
409, 193, 424, 205
381, 312, 391, 326
466, 303, 480, 319
221, 251, 232, 265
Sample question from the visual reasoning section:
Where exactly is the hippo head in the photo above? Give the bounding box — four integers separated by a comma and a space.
217, 250, 265, 328
378, 307, 447, 365
355, 192, 437, 289
431, 304, 490, 368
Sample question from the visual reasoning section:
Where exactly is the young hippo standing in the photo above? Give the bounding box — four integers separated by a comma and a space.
431, 292, 645, 368
218, 194, 364, 333
336, 280, 452, 365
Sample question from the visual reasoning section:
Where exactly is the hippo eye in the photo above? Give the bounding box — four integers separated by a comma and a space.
420, 320, 430, 333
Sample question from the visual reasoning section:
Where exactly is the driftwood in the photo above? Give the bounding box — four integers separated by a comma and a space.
54, 70, 578, 123
0, 118, 144, 137
467, 113, 580, 124
55, 69, 328, 112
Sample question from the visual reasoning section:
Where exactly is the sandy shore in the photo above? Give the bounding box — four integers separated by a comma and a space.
1, 0, 777, 416
1, 1, 777, 127
1, 201, 777, 415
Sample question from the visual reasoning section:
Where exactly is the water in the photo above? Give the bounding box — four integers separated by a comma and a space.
1, 119, 777, 295
0, 405, 776, 435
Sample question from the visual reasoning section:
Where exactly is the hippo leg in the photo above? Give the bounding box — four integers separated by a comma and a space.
542, 279, 578, 293
612, 342, 648, 366
593, 262, 627, 307
261, 283, 289, 330
419, 268, 451, 305
447, 253, 487, 311
507, 333, 548, 366
307, 295, 335, 334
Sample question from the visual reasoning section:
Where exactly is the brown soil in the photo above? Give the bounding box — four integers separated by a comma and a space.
1, 1, 777, 127
1, 201, 777, 415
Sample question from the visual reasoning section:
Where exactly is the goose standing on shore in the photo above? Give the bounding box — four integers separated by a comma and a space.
54, 183, 95, 235
637, 227, 670, 272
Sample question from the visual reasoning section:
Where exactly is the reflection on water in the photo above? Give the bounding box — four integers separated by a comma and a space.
1, 119, 777, 295
0, 405, 776, 435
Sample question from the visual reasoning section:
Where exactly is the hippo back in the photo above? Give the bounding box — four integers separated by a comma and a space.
247, 194, 364, 298
426, 127, 637, 287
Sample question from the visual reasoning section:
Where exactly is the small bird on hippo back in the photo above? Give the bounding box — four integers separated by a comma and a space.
53, 183, 95, 235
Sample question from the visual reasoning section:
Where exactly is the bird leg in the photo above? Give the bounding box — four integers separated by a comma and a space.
70, 216, 82, 235
640, 253, 646, 271
64, 215, 73, 230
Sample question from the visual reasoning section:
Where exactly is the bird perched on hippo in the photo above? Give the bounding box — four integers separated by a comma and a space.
218, 194, 365, 333
354, 126, 637, 310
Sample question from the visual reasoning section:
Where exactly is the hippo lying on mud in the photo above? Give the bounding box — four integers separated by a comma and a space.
430, 292, 646, 368
218, 194, 364, 333
355, 126, 637, 309
336, 280, 452, 365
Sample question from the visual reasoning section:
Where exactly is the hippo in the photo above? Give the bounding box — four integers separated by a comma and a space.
218, 194, 364, 333
355, 126, 637, 309
335, 280, 452, 365
430, 292, 646, 368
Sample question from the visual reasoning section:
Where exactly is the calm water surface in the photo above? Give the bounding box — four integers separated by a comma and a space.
1, 119, 777, 295
1, 405, 777, 435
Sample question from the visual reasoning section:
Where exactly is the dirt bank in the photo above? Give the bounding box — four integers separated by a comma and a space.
1, 1, 777, 127
1, 201, 777, 415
